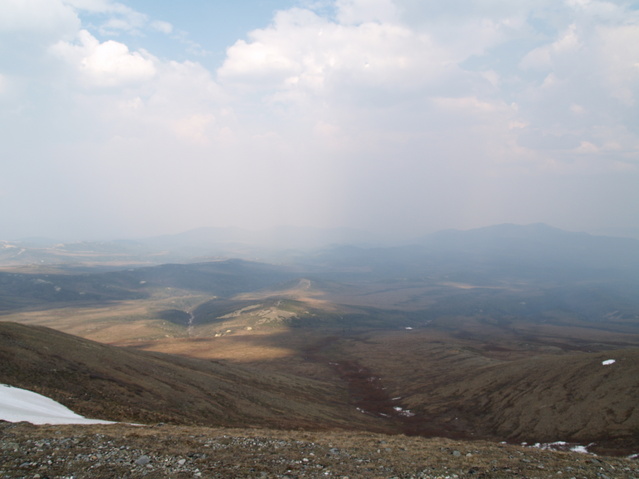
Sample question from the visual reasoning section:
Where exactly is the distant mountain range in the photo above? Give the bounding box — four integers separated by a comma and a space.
2, 224, 638, 274
0, 225, 378, 266
302, 223, 639, 284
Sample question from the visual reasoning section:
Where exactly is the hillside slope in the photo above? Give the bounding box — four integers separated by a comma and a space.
2, 422, 638, 479
0, 322, 375, 432
339, 327, 639, 454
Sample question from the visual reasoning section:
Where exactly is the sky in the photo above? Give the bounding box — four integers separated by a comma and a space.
1, 0, 638, 241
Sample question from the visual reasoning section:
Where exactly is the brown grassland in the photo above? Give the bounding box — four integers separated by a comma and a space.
1, 259, 638, 479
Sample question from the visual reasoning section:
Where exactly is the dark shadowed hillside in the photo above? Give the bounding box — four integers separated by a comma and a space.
0, 322, 374, 432
0, 259, 297, 311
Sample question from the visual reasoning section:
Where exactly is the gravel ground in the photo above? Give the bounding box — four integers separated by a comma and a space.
1, 421, 638, 479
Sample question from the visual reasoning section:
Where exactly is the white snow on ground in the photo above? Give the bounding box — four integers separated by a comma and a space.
602, 359, 616, 366
0, 384, 115, 425
393, 406, 416, 417
571, 445, 590, 454
530, 441, 594, 454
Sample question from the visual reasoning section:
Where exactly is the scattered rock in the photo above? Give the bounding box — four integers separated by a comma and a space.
134, 455, 150, 466
1, 421, 638, 479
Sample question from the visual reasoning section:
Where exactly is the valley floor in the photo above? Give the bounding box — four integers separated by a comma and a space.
1, 421, 637, 479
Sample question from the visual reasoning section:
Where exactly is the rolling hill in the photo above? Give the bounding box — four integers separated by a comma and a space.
1, 224, 638, 458
0, 322, 375, 432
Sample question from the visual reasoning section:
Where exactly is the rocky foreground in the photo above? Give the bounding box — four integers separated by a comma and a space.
1, 422, 637, 479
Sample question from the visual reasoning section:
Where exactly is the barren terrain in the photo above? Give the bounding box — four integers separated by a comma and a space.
2, 421, 638, 479
1, 225, 639, 477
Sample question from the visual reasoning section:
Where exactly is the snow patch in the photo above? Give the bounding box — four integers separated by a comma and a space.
571, 445, 590, 454
0, 384, 115, 425
602, 359, 616, 366
532, 441, 567, 450
393, 406, 415, 417
529, 440, 594, 454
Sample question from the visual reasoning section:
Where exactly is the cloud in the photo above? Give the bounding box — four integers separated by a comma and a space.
1, 0, 638, 239
62, 0, 124, 13
151, 20, 173, 35
335, 0, 399, 24
59, 0, 175, 38
595, 24, 639, 105
218, 6, 453, 105
51, 30, 156, 87
0, 0, 79, 38
520, 23, 581, 70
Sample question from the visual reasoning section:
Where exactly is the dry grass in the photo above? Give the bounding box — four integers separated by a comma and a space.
0, 322, 372, 433
0, 290, 216, 343
122, 334, 296, 362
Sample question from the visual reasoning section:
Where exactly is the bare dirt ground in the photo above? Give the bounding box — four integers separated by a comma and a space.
2, 421, 638, 479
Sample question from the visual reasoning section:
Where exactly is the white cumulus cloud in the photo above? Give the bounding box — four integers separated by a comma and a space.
335, 0, 399, 24
51, 30, 156, 87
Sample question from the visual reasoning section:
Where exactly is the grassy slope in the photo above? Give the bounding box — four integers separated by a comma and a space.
0, 322, 379, 433
338, 324, 639, 454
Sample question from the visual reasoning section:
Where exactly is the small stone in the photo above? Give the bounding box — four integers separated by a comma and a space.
135, 455, 151, 466
452, 450, 462, 457
178, 458, 186, 466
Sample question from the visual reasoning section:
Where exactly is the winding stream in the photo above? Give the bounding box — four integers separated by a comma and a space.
186, 311, 196, 337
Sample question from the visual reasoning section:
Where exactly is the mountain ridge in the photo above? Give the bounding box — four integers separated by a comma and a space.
2, 223, 638, 268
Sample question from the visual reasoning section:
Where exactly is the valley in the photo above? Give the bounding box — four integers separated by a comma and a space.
1, 224, 639, 464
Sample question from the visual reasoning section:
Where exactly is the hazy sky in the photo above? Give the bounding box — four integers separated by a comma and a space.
1, 0, 638, 240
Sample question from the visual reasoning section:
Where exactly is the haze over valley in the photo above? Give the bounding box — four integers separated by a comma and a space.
1, 224, 638, 464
